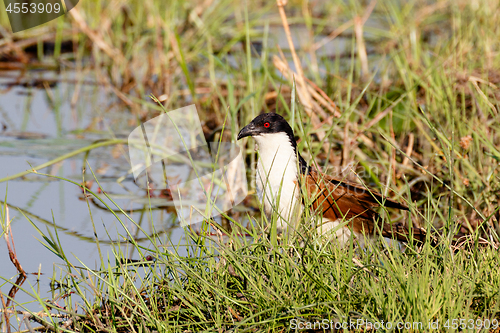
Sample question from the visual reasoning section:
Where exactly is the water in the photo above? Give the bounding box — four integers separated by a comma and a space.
0, 69, 184, 314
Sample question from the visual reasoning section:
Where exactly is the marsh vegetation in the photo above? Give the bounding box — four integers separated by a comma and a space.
0, 0, 499, 331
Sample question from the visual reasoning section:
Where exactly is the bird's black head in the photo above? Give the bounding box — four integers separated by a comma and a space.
237, 113, 295, 141
237, 113, 309, 174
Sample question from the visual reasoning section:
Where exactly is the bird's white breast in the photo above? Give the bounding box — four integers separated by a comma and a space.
253, 132, 301, 232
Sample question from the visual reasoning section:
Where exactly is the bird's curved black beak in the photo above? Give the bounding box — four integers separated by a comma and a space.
237, 123, 258, 140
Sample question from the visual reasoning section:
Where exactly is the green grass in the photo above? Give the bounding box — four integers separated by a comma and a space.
1, 0, 500, 331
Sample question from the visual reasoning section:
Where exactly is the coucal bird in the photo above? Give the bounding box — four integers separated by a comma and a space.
237, 112, 428, 246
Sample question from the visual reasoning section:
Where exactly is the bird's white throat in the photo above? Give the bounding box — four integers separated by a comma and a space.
253, 132, 302, 231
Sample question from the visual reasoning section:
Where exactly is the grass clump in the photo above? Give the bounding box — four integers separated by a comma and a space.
18, 217, 500, 331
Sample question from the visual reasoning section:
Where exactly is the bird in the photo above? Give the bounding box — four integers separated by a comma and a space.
237, 112, 428, 246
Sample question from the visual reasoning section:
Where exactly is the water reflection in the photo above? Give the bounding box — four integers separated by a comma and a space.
0, 70, 185, 312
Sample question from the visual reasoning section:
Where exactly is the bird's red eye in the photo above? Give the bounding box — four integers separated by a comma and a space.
264, 122, 270, 128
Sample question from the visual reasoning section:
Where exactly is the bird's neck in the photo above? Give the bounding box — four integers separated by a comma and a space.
253, 132, 308, 181
254, 132, 308, 175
